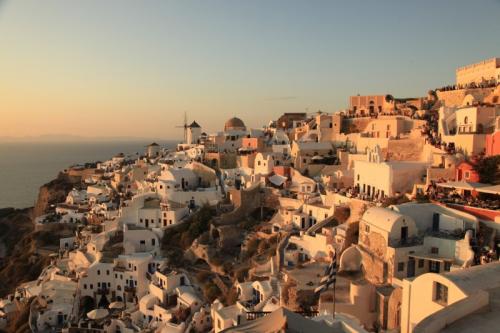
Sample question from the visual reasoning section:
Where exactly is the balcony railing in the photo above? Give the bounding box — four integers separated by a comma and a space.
124, 286, 136, 293
96, 288, 109, 295
246, 310, 319, 321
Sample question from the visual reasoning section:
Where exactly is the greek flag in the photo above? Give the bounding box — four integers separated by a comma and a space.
314, 254, 337, 294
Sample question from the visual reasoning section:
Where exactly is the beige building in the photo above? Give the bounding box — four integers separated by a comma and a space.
349, 95, 395, 116
456, 57, 500, 86
454, 105, 499, 134
439, 105, 500, 156
356, 204, 477, 285
290, 141, 333, 173
401, 261, 500, 333
354, 146, 428, 198
294, 113, 343, 142
362, 116, 426, 139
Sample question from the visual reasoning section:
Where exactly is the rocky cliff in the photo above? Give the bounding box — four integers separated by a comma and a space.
0, 171, 80, 299
0, 207, 77, 298
0, 208, 48, 298
33, 172, 81, 218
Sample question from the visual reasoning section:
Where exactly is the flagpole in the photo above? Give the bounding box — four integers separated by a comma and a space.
332, 252, 336, 321
316, 252, 337, 323
332, 279, 336, 320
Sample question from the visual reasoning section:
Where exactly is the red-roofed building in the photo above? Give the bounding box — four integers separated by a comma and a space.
455, 161, 480, 182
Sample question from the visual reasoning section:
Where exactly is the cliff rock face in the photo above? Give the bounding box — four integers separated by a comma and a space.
0, 208, 77, 298
33, 173, 81, 218
0, 173, 81, 298
0, 208, 47, 298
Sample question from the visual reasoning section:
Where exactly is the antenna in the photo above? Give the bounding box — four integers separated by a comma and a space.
175, 111, 188, 143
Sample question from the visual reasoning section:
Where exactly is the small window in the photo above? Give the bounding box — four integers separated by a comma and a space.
429, 261, 440, 273
364, 224, 370, 233
97, 270, 101, 275
431, 247, 439, 254
83, 284, 87, 289
444, 262, 451, 272
397, 262, 405, 272
434, 282, 448, 305
418, 259, 424, 268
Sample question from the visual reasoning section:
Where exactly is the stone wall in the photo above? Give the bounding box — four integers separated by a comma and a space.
342, 117, 373, 133
204, 152, 237, 169
436, 87, 495, 107
217, 184, 261, 225
385, 138, 425, 161
359, 244, 386, 285
387, 286, 403, 330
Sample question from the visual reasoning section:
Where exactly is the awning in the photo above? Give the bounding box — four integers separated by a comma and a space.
436, 181, 488, 191
238, 147, 255, 152
268, 174, 288, 186
409, 253, 453, 262
476, 185, 500, 195
108, 301, 124, 309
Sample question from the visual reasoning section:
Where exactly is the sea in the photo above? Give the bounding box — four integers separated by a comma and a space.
0, 140, 177, 209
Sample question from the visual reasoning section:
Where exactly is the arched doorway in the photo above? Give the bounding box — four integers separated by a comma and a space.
98, 294, 110, 309
477, 123, 484, 134
80, 296, 95, 317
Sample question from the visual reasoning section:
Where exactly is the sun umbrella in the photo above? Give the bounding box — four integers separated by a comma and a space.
87, 308, 109, 320
109, 301, 124, 310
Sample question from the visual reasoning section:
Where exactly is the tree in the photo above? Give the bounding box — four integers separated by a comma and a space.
474, 156, 500, 184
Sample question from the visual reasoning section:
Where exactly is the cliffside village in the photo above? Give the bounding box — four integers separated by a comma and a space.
1, 57, 500, 333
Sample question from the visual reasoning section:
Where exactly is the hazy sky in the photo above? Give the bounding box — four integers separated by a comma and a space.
1, 0, 500, 140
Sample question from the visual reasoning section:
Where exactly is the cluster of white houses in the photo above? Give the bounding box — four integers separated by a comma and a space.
1, 58, 500, 333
